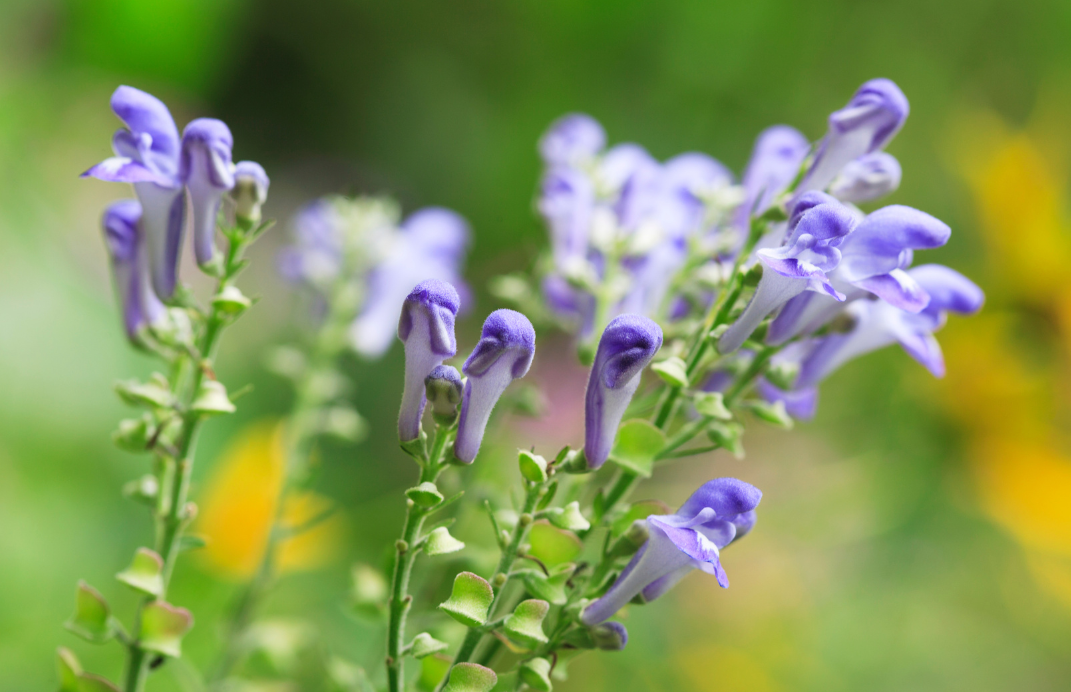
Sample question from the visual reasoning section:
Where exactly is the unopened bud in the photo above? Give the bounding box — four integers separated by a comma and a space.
424, 365, 463, 425
232, 161, 270, 227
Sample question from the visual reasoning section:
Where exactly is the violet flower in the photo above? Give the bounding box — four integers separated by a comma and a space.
737, 125, 809, 227
798, 78, 909, 195
582, 315, 663, 470
539, 113, 606, 167
797, 264, 984, 387
580, 478, 762, 625
83, 86, 186, 299
538, 165, 595, 270
757, 379, 818, 420
718, 201, 858, 354
828, 152, 902, 204
180, 118, 235, 267
397, 280, 461, 442
454, 310, 536, 463
101, 199, 166, 341
767, 204, 951, 344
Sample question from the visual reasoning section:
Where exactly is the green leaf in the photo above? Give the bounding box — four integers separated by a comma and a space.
65, 581, 114, 643
489, 670, 520, 692
526, 521, 582, 568
520, 657, 553, 691
706, 420, 745, 459
692, 391, 732, 420
409, 632, 449, 659
139, 600, 193, 658
407, 482, 445, 508
56, 647, 82, 691
536, 479, 558, 510
112, 416, 153, 453
651, 357, 689, 388
545, 501, 590, 532
608, 419, 666, 478
443, 663, 498, 692
190, 380, 236, 415
212, 285, 252, 314
179, 534, 208, 552
115, 374, 174, 409
520, 562, 574, 606
503, 599, 550, 648
438, 572, 493, 627
518, 450, 548, 483
744, 399, 793, 429
115, 548, 164, 597
418, 655, 452, 692
424, 527, 465, 556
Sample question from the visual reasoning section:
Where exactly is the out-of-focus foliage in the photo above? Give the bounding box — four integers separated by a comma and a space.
1, 0, 1071, 690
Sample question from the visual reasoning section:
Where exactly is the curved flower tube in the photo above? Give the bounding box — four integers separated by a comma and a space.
83, 86, 186, 299
582, 314, 663, 469
180, 118, 235, 266
539, 113, 606, 167
828, 152, 902, 203
767, 204, 951, 344
797, 264, 985, 387
101, 199, 166, 341
397, 280, 461, 442
580, 478, 762, 625
718, 201, 857, 354
798, 78, 909, 195
232, 161, 270, 226
454, 310, 536, 463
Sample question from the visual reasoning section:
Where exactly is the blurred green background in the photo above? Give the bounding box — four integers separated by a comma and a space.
3, 0, 1071, 689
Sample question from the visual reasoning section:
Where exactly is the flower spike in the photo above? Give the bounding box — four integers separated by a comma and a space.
180, 118, 236, 267
397, 280, 461, 442
799, 78, 909, 194
101, 200, 166, 341
454, 310, 536, 463
581, 478, 761, 625
582, 315, 663, 470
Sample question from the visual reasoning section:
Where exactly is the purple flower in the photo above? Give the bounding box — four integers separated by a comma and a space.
352, 207, 471, 357
232, 161, 270, 225
798, 79, 909, 195
454, 310, 536, 463
582, 315, 663, 470
797, 264, 984, 387
538, 166, 595, 268
539, 113, 606, 167
767, 204, 951, 344
277, 199, 344, 285
757, 379, 818, 420
828, 152, 902, 203
180, 118, 235, 266
580, 478, 762, 625
718, 201, 857, 354
737, 125, 809, 227
398, 280, 461, 442
101, 200, 166, 341
83, 86, 186, 299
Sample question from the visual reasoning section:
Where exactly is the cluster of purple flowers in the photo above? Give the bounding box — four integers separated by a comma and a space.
85, 86, 269, 341
538, 78, 984, 419
279, 197, 471, 358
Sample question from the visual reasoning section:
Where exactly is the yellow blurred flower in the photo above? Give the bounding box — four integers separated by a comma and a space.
195, 420, 344, 579
675, 646, 781, 692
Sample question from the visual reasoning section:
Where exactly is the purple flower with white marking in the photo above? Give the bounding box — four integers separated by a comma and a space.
232, 161, 270, 225
539, 113, 606, 167
580, 478, 761, 625
719, 201, 858, 354
582, 315, 663, 470
767, 204, 951, 344
798, 78, 909, 195
83, 86, 186, 299
454, 310, 536, 463
828, 152, 902, 204
101, 199, 166, 342
397, 280, 461, 442
797, 264, 984, 387
180, 118, 235, 267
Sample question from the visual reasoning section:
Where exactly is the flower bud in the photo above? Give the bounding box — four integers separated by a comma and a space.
397, 280, 461, 442
425, 365, 463, 425
591, 621, 629, 651
232, 161, 270, 227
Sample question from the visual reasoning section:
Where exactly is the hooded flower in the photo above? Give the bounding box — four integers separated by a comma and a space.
580, 478, 762, 625
718, 201, 857, 354
454, 310, 536, 463
797, 264, 984, 387
180, 118, 235, 266
582, 315, 663, 469
101, 199, 166, 341
83, 86, 186, 299
828, 152, 902, 203
798, 78, 909, 195
767, 204, 951, 344
397, 280, 461, 442
737, 125, 810, 227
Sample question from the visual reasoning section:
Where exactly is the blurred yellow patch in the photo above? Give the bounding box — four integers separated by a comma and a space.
195, 420, 343, 579
675, 646, 780, 692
